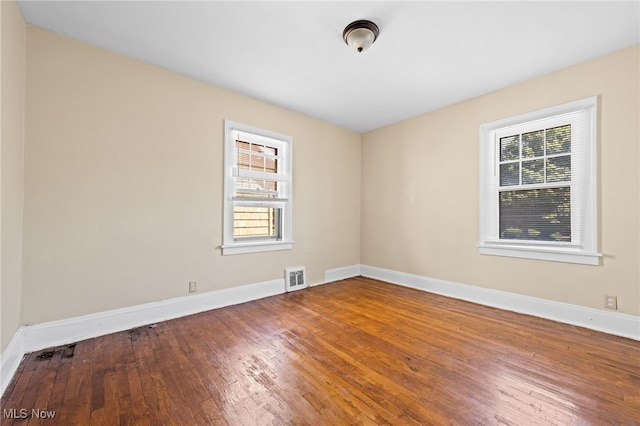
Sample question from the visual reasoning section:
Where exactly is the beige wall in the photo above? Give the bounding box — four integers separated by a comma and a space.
1, 0, 26, 351
7, 21, 640, 333
21, 27, 361, 325
362, 45, 640, 316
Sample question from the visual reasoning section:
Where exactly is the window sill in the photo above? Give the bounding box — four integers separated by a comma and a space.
221, 241, 293, 256
478, 243, 600, 265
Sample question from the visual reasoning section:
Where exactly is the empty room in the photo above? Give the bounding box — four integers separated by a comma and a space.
1, 1, 639, 424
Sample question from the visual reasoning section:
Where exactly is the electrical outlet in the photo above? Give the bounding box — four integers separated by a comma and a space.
189, 281, 197, 293
604, 295, 617, 310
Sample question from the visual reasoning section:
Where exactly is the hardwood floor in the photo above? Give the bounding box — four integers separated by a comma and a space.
2, 277, 639, 425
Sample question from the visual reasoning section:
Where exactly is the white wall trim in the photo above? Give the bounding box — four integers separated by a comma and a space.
0, 265, 358, 397
0, 327, 26, 397
0, 277, 285, 397
3, 263, 637, 397
22, 278, 286, 353
320, 264, 361, 285
361, 264, 640, 341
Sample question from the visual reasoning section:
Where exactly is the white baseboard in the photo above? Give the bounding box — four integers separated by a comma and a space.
3, 264, 637, 397
0, 265, 360, 395
23, 278, 286, 353
361, 264, 640, 341
321, 264, 362, 284
0, 277, 285, 397
0, 327, 25, 396
0, 265, 360, 397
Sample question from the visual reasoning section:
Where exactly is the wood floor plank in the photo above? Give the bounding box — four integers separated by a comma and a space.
1, 277, 639, 425
59, 338, 94, 425
38, 346, 73, 421
25, 349, 63, 426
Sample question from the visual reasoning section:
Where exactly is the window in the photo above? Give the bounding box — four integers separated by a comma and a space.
222, 120, 293, 255
479, 97, 599, 265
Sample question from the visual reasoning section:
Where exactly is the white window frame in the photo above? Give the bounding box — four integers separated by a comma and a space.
222, 120, 293, 255
478, 97, 599, 265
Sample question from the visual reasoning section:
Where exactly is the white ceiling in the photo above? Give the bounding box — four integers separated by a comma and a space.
17, 1, 640, 133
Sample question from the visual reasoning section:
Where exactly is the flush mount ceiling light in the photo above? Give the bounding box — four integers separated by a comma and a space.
343, 20, 379, 53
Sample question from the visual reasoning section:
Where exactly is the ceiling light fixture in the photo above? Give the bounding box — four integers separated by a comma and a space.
343, 20, 379, 53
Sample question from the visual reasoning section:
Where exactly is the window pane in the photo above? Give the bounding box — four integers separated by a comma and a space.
546, 155, 571, 182
234, 206, 280, 238
499, 187, 571, 242
236, 178, 278, 193
522, 130, 544, 158
522, 159, 544, 184
265, 156, 277, 173
500, 135, 520, 161
500, 163, 520, 186
263, 179, 277, 192
236, 141, 278, 174
546, 125, 571, 155
262, 146, 276, 156
237, 141, 250, 170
